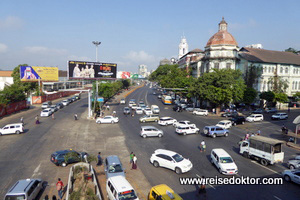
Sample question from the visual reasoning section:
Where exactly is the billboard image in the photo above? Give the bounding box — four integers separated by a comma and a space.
68, 60, 117, 79
117, 71, 131, 79
20, 66, 58, 82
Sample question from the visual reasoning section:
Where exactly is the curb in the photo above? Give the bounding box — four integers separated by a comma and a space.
286, 142, 300, 151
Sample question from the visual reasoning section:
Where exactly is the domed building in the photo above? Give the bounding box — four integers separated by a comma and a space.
202, 17, 239, 73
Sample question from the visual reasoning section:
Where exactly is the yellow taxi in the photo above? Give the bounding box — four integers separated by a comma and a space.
148, 184, 183, 200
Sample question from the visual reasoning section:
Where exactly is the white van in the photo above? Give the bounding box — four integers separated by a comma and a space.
211, 148, 238, 175
106, 176, 139, 200
151, 105, 160, 114
0, 123, 24, 135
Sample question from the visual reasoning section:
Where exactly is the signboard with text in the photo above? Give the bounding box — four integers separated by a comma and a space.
20, 66, 58, 82
68, 60, 117, 79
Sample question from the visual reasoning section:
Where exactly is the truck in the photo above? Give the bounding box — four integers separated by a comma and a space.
239, 135, 284, 166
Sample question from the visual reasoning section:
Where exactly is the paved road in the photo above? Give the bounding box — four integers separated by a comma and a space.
117, 85, 300, 200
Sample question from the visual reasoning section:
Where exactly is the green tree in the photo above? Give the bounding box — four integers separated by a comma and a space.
268, 75, 289, 93
274, 92, 288, 109
259, 91, 275, 107
121, 79, 130, 89
243, 87, 257, 105
244, 64, 262, 88
293, 92, 300, 101
285, 47, 299, 54
0, 84, 26, 105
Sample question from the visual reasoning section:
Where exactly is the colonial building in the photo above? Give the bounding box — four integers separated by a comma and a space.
178, 48, 204, 77
178, 36, 189, 59
237, 47, 300, 96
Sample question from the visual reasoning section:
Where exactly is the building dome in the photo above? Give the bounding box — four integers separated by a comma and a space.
206, 17, 238, 47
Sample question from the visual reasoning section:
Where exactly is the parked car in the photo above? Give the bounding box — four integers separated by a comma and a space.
282, 169, 300, 184
288, 156, 300, 170
41, 101, 52, 109
216, 120, 232, 129
50, 149, 88, 167
62, 99, 70, 106
193, 109, 208, 116
252, 109, 264, 114
158, 117, 177, 126
265, 107, 277, 113
120, 99, 126, 104
221, 112, 238, 118
144, 108, 153, 115
40, 108, 52, 117
173, 121, 196, 128
139, 115, 159, 123
140, 126, 163, 138
56, 102, 64, 109
176, 126, 199, 135
50, 105, 58, 113
131, 104, 138, 110
123, 107, 131, 115
211, 148, 238, 175
4, 179, 43, 200
230, 116, 246, 126
246, 114, 264, 122
173, 105, 183, 112
135, 107, 143, 114
68, 98, 74, 103
96, 116, 119, 124
150, 149, 193, 174
0, 123, 24, 135
203, 126, 229, 138
105, 155, 125, 179
271, 113, 288, 120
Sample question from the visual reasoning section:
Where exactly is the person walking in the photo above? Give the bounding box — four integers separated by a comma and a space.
113, 111, 116, 117
197, 176, 207, 199
52, 113, 55, 120
74, 114, 78, 120
129, 152, 134, 165
56, 178, 64, 200
131, 154, 137, 169
200, 140, 206, 152
35, 115, 40, 124
257, 129, 261, 135
97, 152, 102, 166
20, 117, 24, 124
107, 105, 110, 111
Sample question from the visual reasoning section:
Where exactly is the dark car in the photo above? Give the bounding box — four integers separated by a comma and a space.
56, 102, 64, 109
50, 149, 88, 167
173, 105, 183, 112
123, 107, 131, 115
252, 109, 264, 114
230, 116, 246, 126
221, 112, 238, 118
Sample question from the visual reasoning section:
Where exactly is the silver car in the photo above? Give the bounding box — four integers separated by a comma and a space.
105, 155, 125, 179
140, 126, 163, 138
282, 169, 300, 184
5, 179, 43, 200
288, 156, 300, 169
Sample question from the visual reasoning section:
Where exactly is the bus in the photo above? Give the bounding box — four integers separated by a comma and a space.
162, 95, 172, 105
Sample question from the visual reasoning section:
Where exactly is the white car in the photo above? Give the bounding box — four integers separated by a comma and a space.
62, 100, 69, 106
144, 108, 153, 115
193, 109, 208, 116
135, 107, 143, 114
158, 117, 177, 126
96, 116, 119, 124
176, 126, 199, 135
211, 148, 238, 175
173, 120, 196, 128
40, 108, 52, 117
271, 113, 288, 120
129, 102, 135, 108
282, 169, 300, 184
131, 104, 138, 110
0, 123, 24, 135
150, 149, 193, 174
49, 105, 58, 113
120, 99, 126, 104
216, 120, 232, 129
246, 114, 264, 122
140, 126, 163, 138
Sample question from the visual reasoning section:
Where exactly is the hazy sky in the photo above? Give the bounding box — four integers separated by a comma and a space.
0, 0, 299, 72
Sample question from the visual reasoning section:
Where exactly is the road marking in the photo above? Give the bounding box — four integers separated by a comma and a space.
145, 92, 148, 106
31, 163, 41, 178
196, 174, 216, 190
250, 161, 281, 175
273, 195, 282, 200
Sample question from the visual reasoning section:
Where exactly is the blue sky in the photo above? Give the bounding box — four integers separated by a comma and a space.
0, 0, 299, 72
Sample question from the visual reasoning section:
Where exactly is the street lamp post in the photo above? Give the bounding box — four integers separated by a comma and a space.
92, 41, 101, 62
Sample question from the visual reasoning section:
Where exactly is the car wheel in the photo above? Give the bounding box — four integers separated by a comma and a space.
153, 161, 159, 168
211, 158, 214, 164
15, 131, 20, 134
183, 132, 187, 136
142, 120, 146, 123
0, 132, 2, 136
242, 121, 245, 125
175, 167, 182, 174
242, 152, 249, 158
61, 162, 67, 167
158, 134, 162, 138
155, 119, 158, 122
218, 168, 223, 174
111, 121, 114, 124
233, 123, 236, 126
260, 159, 268, 166
289, 165, 295, 170
142, 134, 147, 138
284, 175, 291, 182
212, 134, 216, 138
224, 133, 228, 137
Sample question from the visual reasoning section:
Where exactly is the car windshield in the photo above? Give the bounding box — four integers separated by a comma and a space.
220, 157, 233, 163
5, 195, 26, 200
172, 153, 184, 162
108, 164, 123, 173
218, 122, 225, 125
118, 190, 137, 200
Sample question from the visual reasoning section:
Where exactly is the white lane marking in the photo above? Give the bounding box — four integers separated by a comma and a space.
250, 161, 281, 175
273, 195, 282, 200
145, 92, 148, 106
31, 163, 41, 178
196, 174, 216, 190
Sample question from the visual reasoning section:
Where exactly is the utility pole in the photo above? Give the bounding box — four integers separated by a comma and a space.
92, 41, 101, 62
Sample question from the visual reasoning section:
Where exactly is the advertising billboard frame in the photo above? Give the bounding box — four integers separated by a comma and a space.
20, 66, 59, 82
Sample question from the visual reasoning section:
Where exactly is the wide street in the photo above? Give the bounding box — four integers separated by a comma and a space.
0, 85, 299, 200
117, 85, 300, 200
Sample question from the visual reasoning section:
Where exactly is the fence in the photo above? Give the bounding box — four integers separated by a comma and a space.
0, 100, 28, 118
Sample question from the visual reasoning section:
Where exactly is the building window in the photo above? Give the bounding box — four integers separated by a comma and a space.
268, 67, 271, 73
280, 67, 283, 73
292, 81, 294, 90
214, 63, 219, 69
226, 63, 231, 69
272, 67, 274, 73
294, 69, 296, 74
285, 67, 288, 74
296, 82, 298, 90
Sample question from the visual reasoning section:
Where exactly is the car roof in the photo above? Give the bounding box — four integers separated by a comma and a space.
212, 148, 231, 157
107, 176, 133, 192
104, 115, 114, 117
218, 120, 231, 123
179, 120, 190, 123
160, 117, 172, 119
204, 126, 220, 129
106, 155, 121, 165
7, 179, 41, 194
276, 112, 287, 114
142, 126, 157, 129
154, 149, 177, 156
54, 149, 77, 154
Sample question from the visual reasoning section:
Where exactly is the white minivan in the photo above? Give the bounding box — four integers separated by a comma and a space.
106, 176, 139, 200
211, 148, 238, 175
151, 105, 160, 114
0, 123, 24, 135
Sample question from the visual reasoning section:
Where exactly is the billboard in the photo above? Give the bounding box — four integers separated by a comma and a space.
117, 71, 131, 79
68, 60, 117, 79
20, 66, 58, 82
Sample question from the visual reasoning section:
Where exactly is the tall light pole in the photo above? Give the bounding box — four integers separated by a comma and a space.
92, 41, 101, 62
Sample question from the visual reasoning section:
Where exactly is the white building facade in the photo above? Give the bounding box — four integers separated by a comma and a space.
138, 64, 148, 78
178, 36, 189, 59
